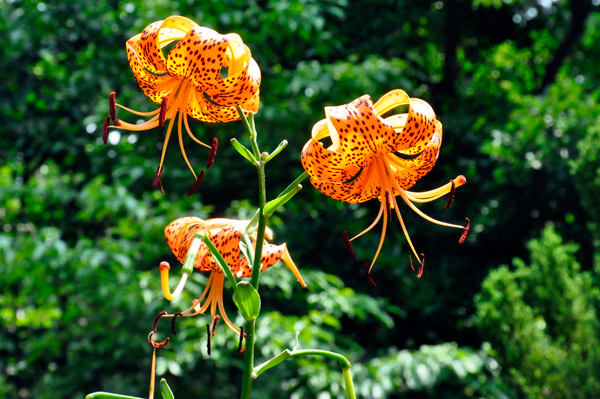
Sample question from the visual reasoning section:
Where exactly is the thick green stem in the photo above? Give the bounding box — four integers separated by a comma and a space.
239, 319, 256, 399
236, 105, 269, 399
342, 367, 356, 399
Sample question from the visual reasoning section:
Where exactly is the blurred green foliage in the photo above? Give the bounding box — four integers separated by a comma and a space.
1, 0, 600, 398
475, 225, 600, 398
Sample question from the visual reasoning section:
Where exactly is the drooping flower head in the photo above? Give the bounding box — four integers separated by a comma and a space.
301, 90, 468, 277
160, 217, 306, 335
105, 16, 261, 190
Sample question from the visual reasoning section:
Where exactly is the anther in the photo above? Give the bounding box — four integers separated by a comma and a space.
114, 119, 122, 127
159, 95, 168, 128
206, 137, 218, 169
187, 170, 205, 196
238, 326, 246, 354
459, 217, 470, 244
206, 324, 211, 356
210, 315, 220, 336
416, 253, 425, 279
148, 331, 170, 348
342, 231, 358, 261
103, 116, 111, 145
153, 166, 163, 188
153, 311, 168, 332
109, 92, 117, 122
444, 180, 456, 211
171, 312, 183, 335
363, 264, 377, 287
385, 190, 393, 220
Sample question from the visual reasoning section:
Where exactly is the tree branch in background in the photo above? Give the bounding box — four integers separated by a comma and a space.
534, 0, 593, 94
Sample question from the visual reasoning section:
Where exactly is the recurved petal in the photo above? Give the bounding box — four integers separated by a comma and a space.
126, 33, 174, 103
201, 222, 243, 272
373, 89, 410, 116
233, 243, 286, 278
301, 138, 361, 183
326, 95, 398, 167
396, 98, 437, 155
186, 89, 240, 122
165, 217, 204, 263
388, 123, 443, 190
206, 57, 261, 107
242, 90, 260, 113
310, 162, 382, 203
166, 27, 229, 91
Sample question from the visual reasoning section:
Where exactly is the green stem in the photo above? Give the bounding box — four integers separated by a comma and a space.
236, 105, 269, 399
240, 319, 256, 399
252, 349, 355, 399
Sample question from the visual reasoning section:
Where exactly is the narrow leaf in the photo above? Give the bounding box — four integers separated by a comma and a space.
233, 281, 261, 321
231, 138, 258, 165
265, 140, 288, 162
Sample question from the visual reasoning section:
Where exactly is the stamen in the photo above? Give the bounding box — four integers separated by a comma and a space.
187, 170, 205, 196
206, 324, 211, 356
238, 326, 246, 354
153, 311, 168, 332
341, 231, 358, 261
409, 255, 415, 271
385, 189, 393, 221
148, 331, 169, 348
114, 119, 122, 127
159, 95, 168, 128
417, 253, 425, 279
363, 264, 377, 287
171, 312, 183, 335
206, 137, 218, 169
459, 217, 470, 244
211, 314, 220, 336
444, 180, 456, 211
153, 166, 163, 188
103, 116, 110, 145
109, 92, 117, 122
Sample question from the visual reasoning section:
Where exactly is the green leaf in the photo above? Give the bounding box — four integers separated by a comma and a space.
86, 393, 144, 399
233, 281, 261, 321
244, 209, 261, 235
264, 184, 303, 217
265, 140, 288, 162
160, 378, 175, 399
231, 138, 258, 165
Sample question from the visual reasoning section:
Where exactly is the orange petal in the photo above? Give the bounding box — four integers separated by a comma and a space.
310, 162, 382, 203
186, 89, 240, 123
326, 95, 399, 168
206, 57, 261, 107
301, 138, 361, 183
388, 127, 443, 190
395, 98, 437, 155
166, 27, 229, 91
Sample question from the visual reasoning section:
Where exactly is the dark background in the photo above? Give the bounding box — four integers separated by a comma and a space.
1, 0, 600, 398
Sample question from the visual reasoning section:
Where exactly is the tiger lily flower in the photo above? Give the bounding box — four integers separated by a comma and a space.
160, 217, 306, 335
105, 16, 261, 188
301, 90, 468, 277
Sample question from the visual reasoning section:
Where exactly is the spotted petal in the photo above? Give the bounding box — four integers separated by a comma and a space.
310, 162, 382, 203
207, 57, 261, 107
326, 95, 399, 168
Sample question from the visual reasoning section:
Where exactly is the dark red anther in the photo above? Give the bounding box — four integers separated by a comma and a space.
153, 166, 163, 188
114, 119, 122, 127
385, 189, 393, 220
109, 92, 117, 122
409, 256, 415, 271
171, 312, 183, 335
210, 315, 220, 336
238, 326, 246, 354
187, 170, 205, 196
206, 137, 218, 169
148, 331, 170, 348
363, 264, 377, 287
342, 231, 358, 261
416, 253, 425, 279
206, 324, 211, 356
459, 217, 470, 244
159, 95, 168, 128
153, 311, 168, 332
103, 116, 111, 145
444, 180, 456, 211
